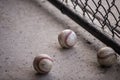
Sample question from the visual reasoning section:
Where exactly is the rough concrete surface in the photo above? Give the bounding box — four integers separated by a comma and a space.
0, 0, 120, 80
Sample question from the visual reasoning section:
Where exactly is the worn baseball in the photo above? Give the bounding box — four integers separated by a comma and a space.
97, 47, 117, 67
33, 54, 53, 74
58, 29, 77, 48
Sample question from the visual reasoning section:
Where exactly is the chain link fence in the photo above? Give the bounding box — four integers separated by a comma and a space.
48, 0, 120, 54
62, 0, 120, 39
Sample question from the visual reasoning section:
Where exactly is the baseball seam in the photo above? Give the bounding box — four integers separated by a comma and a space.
34, 57, 53, 73
97, 53, 117, 59
64, 31, 72, 48
58, 33, 65, 48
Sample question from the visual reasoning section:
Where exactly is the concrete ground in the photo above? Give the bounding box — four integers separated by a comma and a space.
0, 0, 120, 80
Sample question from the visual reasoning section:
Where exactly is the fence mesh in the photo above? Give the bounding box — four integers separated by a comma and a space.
61, 0, 120, 40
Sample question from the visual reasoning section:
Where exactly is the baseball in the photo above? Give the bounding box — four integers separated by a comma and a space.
97, 47, 117, 67
58, 29, 77, 48
33, 54, 53, 74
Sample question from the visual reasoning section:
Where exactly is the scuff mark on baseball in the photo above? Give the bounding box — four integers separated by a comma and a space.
58, 29, 77, 48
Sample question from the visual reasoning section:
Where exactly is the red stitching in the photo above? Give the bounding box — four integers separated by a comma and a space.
36, 57, 53, 73
65, 31, 72, 47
